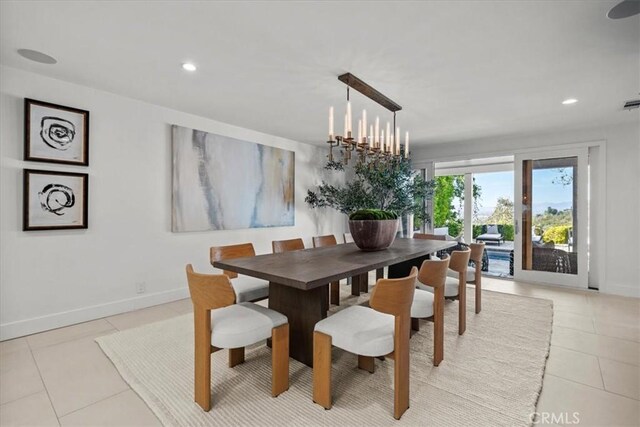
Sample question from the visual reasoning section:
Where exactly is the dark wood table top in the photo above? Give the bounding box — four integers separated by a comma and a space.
213, 238, 456, 290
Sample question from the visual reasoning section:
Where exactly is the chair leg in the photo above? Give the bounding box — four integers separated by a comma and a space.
271, 323, 289, 397
393, 315, 410, 420
433, 288, 444, 367
475, 273, 482, 314
313, 331, 332, 409
411, 317, 420, 331
228, 347, 245, 367
193, 307, 212, 411
358, 355, 375, 373
458, 275, 466, 336
330, 281, 340, 306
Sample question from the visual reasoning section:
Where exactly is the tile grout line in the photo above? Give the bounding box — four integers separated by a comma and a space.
545, 373, 640, 402
26, 342, 62, 426
56, 388, 132, 421
553, 324, 640, 345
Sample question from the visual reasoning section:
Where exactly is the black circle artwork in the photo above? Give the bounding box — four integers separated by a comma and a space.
38, 183, 75, 216
40, 116, 76, 150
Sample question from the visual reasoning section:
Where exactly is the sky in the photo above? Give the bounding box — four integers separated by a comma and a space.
470, 169, 573, 217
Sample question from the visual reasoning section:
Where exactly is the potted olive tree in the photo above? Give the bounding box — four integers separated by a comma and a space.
305, 156, 433, 251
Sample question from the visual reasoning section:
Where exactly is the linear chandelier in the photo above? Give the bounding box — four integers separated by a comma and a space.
326, 73, 409, 166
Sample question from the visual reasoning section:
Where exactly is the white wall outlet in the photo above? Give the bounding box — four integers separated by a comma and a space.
136, 282, 146, 294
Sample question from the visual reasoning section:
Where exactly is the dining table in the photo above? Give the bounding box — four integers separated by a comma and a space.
213, 237, 456, 366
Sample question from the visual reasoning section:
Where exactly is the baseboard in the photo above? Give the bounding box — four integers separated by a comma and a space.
600, 284, 640, 298
0, 287, 190, 341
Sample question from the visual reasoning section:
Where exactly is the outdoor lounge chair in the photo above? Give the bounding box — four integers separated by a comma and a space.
476, 224, 504, 245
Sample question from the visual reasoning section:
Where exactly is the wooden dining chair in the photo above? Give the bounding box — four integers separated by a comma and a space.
442, 248, 471, 335
210, 243, 268, 303
413, 233, 446, 241
468, 242, 485, 313
313, 267, 418, 420
186, 265, 289, 411
409, 257, 450, 366
272, 238, 305, 254
312, 235, 341, 306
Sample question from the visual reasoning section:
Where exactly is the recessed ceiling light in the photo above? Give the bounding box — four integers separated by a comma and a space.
17, 49, 57, 64
182, 63, 196, 72
607, 0, 640, 19
562, 98, 578, 105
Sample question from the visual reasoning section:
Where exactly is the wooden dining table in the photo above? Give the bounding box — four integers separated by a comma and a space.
213, 237, 456, 366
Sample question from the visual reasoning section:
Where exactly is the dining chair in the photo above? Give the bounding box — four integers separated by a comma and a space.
313, 267, 418, 420
210, 243, 268, 303
446, 242, 485, 313
441, 248, 471, 335
467, 242, 485, 313
272, 238, 305, 254
312, 235, 341, 306
186, 265, 289, 411
409, 257, 450, 366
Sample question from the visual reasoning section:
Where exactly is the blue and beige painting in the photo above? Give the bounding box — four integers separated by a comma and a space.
172, 125, 295, 232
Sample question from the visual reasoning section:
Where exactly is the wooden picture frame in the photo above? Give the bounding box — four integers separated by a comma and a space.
23, 169, 89, 231
24, 98, 90, 166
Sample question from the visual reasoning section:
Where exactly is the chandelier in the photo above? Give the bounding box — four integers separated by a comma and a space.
326, 73, 409, 166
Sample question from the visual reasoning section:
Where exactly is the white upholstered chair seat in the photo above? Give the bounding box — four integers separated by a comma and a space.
231, 275, 269, 302
314, 306, 394, 357
447, 266, 476, 283
211, 302, 287, 349
419, 276, 459, 298
410, 289, 435, 318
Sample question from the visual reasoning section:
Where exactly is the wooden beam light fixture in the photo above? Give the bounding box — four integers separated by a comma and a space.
326, 73, 409, 167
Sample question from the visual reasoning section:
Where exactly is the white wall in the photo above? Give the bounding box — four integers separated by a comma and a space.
412, 121, 640, 298
0, 66, 346, 340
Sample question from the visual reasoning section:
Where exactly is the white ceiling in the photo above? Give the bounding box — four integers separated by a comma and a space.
1, 1, 638, 147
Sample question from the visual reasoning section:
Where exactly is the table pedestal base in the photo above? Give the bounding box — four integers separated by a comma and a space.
268, 282, 328, 367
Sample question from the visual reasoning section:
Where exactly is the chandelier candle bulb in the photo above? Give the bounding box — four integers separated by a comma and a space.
362, 110, 367, 140
358, 119, 362, 143
347, 101, 352, 133
381, 133, 385, 152
344, 114, 348, 138
370, 125, 374, 147
386, 122, 390, 147
375, 117, 380, 145
329, 106, 334, 140
405, 131, 409, 156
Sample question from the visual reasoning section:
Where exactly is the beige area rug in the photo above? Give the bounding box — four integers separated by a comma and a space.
97, 288, 552, 426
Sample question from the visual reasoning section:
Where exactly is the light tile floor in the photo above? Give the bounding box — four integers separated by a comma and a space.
1, 277, 638, 426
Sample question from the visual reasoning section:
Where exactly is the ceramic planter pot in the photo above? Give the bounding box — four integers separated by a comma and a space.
348, 219, 399, 251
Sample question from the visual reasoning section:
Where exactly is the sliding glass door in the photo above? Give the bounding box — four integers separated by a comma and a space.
513, 148, 588, 288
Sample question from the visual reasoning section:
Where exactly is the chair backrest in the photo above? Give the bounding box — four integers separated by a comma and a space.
210, 243, 256, 279
343, 233, 354, 244
469, 242, 485, 264
417, 258, 450, 288
186, 264, 236, 309
448, 248, 471, 274
433, 227, 449, 236
413, 233, 446, 241
313, 235, 337, 248
272, 238, 305, 253
370, 267, 418, 317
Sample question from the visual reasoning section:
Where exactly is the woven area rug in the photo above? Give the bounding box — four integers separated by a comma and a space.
97, 288, 552, 426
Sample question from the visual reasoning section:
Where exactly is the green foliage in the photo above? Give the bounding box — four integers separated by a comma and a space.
533, 207, 573, 230
349, 209, 398, 220
543, 225, 571, 244
432, 175, 482, 236
306, 156, 434, 221
487, 197, 514, 225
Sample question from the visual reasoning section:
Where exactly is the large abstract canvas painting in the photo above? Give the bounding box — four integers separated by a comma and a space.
172, 125, 295, 232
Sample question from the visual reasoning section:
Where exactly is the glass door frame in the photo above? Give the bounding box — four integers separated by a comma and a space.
513, 147, 589, 289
